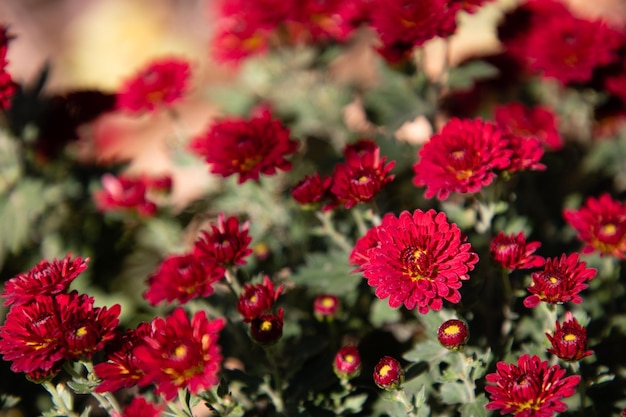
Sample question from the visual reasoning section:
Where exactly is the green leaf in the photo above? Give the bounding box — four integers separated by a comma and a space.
0, 130, 21, 194
447, 61, 499, 90
341, 393, 368, 413
370, 297, 401, 327
289, 251, 359, 296
459, 393, 489, 417
403, 340, 449, 363
439, 381, 471, 405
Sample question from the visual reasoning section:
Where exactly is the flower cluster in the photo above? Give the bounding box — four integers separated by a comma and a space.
93, 173, 172, 217
237, 275, 284, 345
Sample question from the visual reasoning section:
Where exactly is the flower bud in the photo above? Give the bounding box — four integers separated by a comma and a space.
546, 312, 593, 362
250, 308, 283, 345
313, 294, 340, 322
373, 356, 404, 390
437, 319, 469, 351
333, 346, 361, 380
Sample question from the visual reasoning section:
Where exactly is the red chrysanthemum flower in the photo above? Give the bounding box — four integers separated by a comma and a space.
333, 346, 362, 380
291, 0, 359, 43
2, 254, 89, 306
330, 145, 395, 209
313, 294, 340, 322
523, 253, 596, 308
144, 254, 225, 306
93, 174, 157, 217
505, 134, 546, 173
485, 354, 581, 417
373, 356, 404, 391
0, 295, 65, 374
413, 118, 512, 201
193, 213, 253, 267
94, 322, 152, 393
437, 319, 469, 351
563, 193, 626, 259
0, 26, 16, 110
134, 308, 225, 401
494, 102, 563, 151
190, 108, 298, 184
349, 223, 383, 272
113, 397, 164, 417
490, 231, 545, 271
360, 209, 479, 314
211, 18, 271, 64
546, 311, 593, 362
116, 57, 191, 113
369, 0, 457, 62
291, 173, 332, 207
60, 292, 121, 360
250, 308, 284, 345
237, 275, 283, 322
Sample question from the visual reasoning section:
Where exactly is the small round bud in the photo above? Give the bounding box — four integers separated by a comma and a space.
250, 309, 283, 345
546, 312, 593, 362
313, 294, 340, 322
333, 346, 361, 380
373, 356, 404, 390
437, 319, 469, 351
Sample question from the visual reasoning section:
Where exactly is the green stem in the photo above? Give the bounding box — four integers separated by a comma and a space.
458, 352, 476, 403
224, 268, 243, 297
178, 388, 195, 417
315, 211, 353, 254
42, 380, 78, 417
82, 360, 122, 414
352, 208, 368, 237
263, 346, 285, 413
393, 388, 417, 417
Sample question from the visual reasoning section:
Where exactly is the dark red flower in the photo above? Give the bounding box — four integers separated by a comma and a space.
194, 213, 253, 267
413, 118, 512, 200
563, 193, 626, 259
490, 231, 545, 271
0, 26, 16, 110
343, 139, 379, 162
250, 308, 284, 345
2, 254, 89, 306
237, 275, 283, 322
349, 223, 383, 272
94, 322, 152, 393
291, 173, 332, 207
330, 145, 395, 209
190, 108, 298, 184
373, 356, 404, 390
134, 308, 225, 400
313, 294, 340, 322
360, 209, 478, 314
485, 354, 580, 416
546, 312, 593, 362
117, 57, 190, 113
523, 253, 596, 308
504, 134, 546, 173
333, 346, 361, 380
494, 102, 563, 151
211, 18, 271, 64
93, 174, 157, 217
113, 397, 164, 417
144, 253, 225, 305
437, 319, 469, 351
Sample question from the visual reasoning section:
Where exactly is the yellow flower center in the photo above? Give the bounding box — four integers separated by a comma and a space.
444, 324, 460, 336
321, 297, 335, 308
261, 320, 272, 331
563, 333, 578, 342
345, 354, 355, 363
173, 344, 188, 359
378, 364, 391, 377
75, 326, 88, 337
600, 223, 617, 236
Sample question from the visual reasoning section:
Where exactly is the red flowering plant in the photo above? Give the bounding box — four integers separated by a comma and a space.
4, 1, 626, 416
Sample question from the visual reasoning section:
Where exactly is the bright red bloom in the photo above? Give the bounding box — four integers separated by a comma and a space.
369, 0, 457, 62
211, 18, 271, 64
333, 346, 362, 380
523, 253, 596, 308
490, 231, 545, 271
437, 319, 469, 351
373, 356, 404, 390
292, 0, 360, 43
113, 397, 164, 417
0, 295, 65, 374
563, 193, 626, 259
0, 26, 16, 110
485, 354, 580, 417
343, 138, 379, 162
194, 213, 253, 267
360, 209, 478, 314
494, 102, 563, 151
349, 223, 383, 272
2, 254, 88, 306
250, 308, 284, 345
94, 322, 152, 393
291, 173, 332, 207
313, 294, 340, 321
117, 57, 190, 113
93, 174, 158, 217
190, 108, 298, 184
413, 118, 512, 200
330, 146, 395, 209
144, 254, 225, 305
546, 311, 593, 362
237, 275, 283, 322
505, 134, 546, 173
134, 308, 225, 401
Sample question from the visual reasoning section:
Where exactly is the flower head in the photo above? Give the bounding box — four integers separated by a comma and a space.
361, 209, 478, 314
93, 174, 158, 217
194, 214, 253, 267
437, 319, 469, 351
546, 312, 593, 362
144, 254, 225, 305
523, 253, 596, 308
563, 193, 626, 259
291, 173, 332, 208
237, 275, 283, 322
313, 294, 340, 322
485, 354, 580, 416
373, 356, 404, 390
117, 57, 190, 113
504, 134, 546, 173
490, 231, 545, 271
2, 254, 89, 306
413, 118, 512, 200
190, 108, 298, 184
134, 308, 225, 400
250, 308, 284, 345
495, 102, 563, 151
113, 397, 164, 417
349, 223, 383, 272
333, 346, 361, 380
